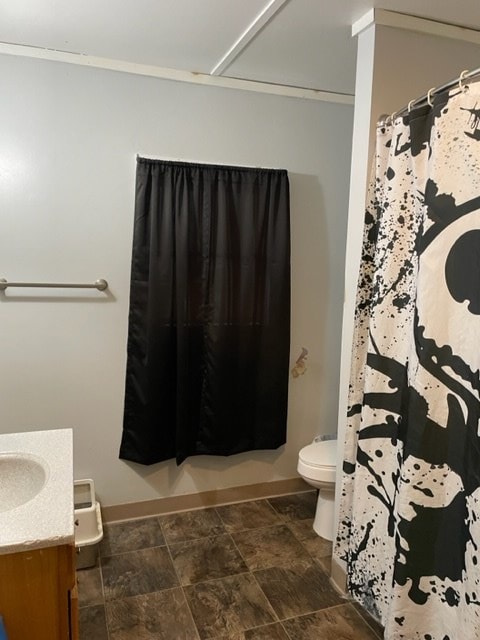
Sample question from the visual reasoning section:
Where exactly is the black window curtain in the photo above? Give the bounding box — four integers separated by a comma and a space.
120, 158, 291, 465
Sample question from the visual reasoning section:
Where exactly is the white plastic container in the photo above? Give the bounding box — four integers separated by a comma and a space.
74, 479, 96, 511
74, 479, 103, 569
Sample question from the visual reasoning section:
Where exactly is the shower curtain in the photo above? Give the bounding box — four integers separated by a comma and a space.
120, 158, 290, 466
336, 84, 480, 639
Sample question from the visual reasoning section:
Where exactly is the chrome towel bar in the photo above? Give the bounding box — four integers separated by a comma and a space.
0, 278, 108, 291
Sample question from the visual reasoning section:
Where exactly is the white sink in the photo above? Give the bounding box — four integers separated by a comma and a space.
0, 452, 48, 512
0, 429, 73, 554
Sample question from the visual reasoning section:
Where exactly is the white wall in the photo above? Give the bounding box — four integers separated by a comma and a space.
0, 54, 353, 506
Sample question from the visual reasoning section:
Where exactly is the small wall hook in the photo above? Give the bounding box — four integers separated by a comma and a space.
291, 347, 308, 378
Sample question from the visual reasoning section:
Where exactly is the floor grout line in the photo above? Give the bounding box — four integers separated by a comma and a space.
161, 519, 206, 640
349, 602, 385, 639
249, 569, 281, 624
99, 542, 168, 560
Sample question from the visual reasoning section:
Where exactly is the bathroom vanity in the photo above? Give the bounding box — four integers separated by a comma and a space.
0, 429, 78, 640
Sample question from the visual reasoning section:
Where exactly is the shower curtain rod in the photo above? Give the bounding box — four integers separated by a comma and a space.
379, 66, 480, 126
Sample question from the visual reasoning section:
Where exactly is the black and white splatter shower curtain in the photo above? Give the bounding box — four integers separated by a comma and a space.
336, 85, 480, 639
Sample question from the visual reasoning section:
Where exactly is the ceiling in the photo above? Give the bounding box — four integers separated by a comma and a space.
1, 0, 480, 96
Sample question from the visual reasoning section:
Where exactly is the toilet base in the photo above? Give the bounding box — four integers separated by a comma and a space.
312, 486, 335, 541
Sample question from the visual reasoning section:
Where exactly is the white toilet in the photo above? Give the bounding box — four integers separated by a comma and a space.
297, 438, 337, 541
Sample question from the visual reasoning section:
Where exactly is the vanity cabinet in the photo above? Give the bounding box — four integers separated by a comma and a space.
0, 543, 78, 640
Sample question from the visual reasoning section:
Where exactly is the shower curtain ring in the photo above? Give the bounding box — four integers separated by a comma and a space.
408, 99, 415, 112
459, 69, 470, 91
427, 88, 435, 107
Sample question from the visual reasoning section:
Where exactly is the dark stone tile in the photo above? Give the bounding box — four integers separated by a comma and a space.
254, 560, 343, 619
77, 566, 104, 607
205, 623, 290, 639
101, 546, 179, 600
244, 622, 291, 639
232, 524, 310, 571
287, 519, 332, 560
205, 634, 244, 640
169, 533, 248, 585
282, 603, 381, 640
184, 573, 275, 639
352, 601, 385, 638
160, 508, 225, 544
100, 517, 165, 556
206, 622, 290, 639
316, 555, 332, 575
268, 492, 317, 522
79, 605, 108, 640
106, 588, 199, 640
216, 500, 280, 532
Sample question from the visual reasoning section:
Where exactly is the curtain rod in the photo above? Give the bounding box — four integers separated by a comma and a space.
378, 66, 480, 127
136, 154, 284, 171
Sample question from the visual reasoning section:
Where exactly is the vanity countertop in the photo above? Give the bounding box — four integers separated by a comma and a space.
0, 428, 74, 555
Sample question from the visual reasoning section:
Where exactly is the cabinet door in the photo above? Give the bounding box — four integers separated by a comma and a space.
0, 545, 76, 640
69, 584, 79, 640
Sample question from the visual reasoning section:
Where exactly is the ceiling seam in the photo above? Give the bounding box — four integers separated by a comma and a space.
210, 0, 290, 76
0, 41, 354, 104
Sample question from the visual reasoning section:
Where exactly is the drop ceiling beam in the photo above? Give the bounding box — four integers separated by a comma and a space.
0, 41, 354, 105
352, 8, 480, 44
210, 0, 289, 76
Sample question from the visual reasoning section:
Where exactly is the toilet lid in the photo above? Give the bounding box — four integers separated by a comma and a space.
299, 440, 337, 468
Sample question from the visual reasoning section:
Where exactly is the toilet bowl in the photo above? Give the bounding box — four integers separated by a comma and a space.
297, 439, 337, 541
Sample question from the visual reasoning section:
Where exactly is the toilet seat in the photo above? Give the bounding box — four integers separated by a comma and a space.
298, 440, 337, 484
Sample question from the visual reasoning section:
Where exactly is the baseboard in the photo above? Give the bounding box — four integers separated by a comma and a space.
102, 477, 311, 523
330, 555, 347, 595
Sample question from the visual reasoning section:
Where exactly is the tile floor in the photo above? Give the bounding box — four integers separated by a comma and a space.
77, 491, 384, 640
